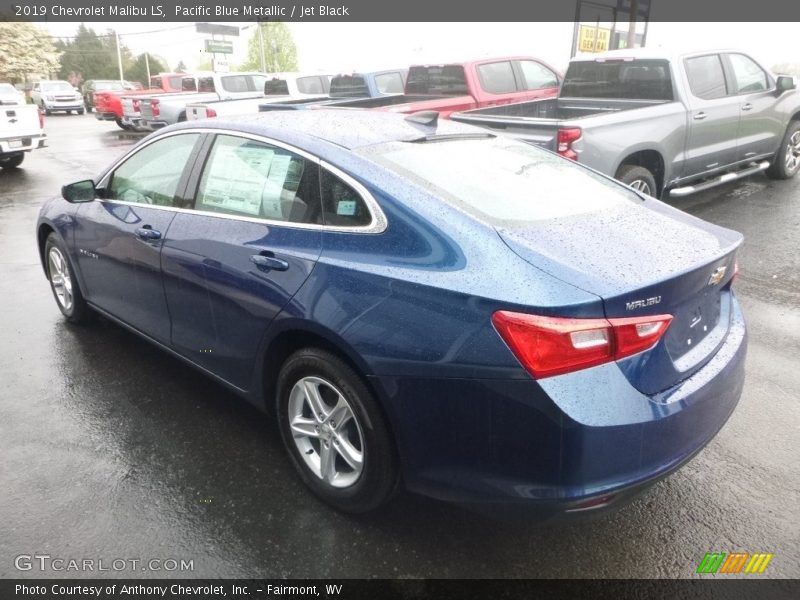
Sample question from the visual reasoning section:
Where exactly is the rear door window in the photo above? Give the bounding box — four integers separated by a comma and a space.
406, 65, 468, 96
195, 135, 320, 224
477, 61, 517, 94
685, 55, 728, 100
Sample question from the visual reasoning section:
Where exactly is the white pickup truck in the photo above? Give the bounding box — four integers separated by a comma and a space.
0, 91, 46, 169
186, 72, 332, 120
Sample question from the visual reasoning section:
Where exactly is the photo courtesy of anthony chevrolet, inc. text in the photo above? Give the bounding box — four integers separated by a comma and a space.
0, 0, 798, 599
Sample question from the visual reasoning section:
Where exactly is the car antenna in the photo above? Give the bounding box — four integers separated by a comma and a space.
405, 111, 439, 127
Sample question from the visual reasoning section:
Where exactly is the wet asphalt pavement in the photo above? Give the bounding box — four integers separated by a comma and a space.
0, 114, 798, 579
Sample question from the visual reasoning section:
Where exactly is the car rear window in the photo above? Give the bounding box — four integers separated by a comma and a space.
297, 76, 327, 94
264, 79, 290, 95
561, 59, 674, 101
330, 75, 369, 97
363, 137, 636, 224
405, 65, 468, 96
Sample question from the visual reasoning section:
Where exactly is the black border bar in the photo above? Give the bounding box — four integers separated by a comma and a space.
1, 0, 800, 21
2, 579, 799, 600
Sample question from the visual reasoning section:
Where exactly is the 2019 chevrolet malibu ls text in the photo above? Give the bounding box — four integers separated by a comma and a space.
36, 110, 747, 513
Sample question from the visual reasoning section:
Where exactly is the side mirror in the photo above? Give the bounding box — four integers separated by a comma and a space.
776, 75, 797, 94
61, 180, 96, 203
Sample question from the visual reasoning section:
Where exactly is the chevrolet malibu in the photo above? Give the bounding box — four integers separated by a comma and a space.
36, 111, 747, 513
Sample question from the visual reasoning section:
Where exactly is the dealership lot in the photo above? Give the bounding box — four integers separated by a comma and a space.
0, 114, 798, 578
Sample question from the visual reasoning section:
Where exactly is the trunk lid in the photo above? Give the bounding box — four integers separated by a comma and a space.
496, 199, 742, 394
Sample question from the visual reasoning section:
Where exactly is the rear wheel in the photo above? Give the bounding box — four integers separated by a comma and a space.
44, 233, 89, 323
77, 108, 85, 115
115, 118, 131, 131
766, 121, 800, 180
0, 153, 24, 169
616, 164, 657, 197
276, 348, 398, 513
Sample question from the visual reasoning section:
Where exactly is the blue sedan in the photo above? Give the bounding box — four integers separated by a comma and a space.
37, 111, 746, 513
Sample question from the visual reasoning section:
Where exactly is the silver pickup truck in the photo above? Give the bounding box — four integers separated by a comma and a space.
135, 71, 268, 130
451, 48, 800, 198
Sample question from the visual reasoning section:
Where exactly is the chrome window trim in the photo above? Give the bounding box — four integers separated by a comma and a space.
98, 127, 388, 234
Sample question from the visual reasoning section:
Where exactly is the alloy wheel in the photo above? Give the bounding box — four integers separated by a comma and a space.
629, 179, 652, 195
785, 131, 800, 173
48, 246, 73, 311
288, 376, 365, 488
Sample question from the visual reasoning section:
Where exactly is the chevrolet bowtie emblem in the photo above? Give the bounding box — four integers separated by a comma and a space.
708, 266, 727, 286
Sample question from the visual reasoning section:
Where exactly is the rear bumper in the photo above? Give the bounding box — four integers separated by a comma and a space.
0, 133, 47, 154
94, 111, 117, 121
140, 119, 167, 130
375, 295, 747, 508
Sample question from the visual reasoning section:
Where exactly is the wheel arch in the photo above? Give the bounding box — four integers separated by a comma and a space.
37, 222, 57, 276
615, 149, 666, 197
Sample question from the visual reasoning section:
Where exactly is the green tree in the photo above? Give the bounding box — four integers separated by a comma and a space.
55, 24, 133, 85
239, 22, 298, 73
126, 54, 168, 88
0, 22, 61, 84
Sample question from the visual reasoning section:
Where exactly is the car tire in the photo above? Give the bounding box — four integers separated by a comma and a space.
78, 108, 85, 115
616, 164, 657, 196
0, 153, 24, 169
41, 102, 51, 116
766, 121, 800, 180
44, 233, 90, 324
276, 347, 399, 513
115, 118, 131, 131
86, 106, 93, 113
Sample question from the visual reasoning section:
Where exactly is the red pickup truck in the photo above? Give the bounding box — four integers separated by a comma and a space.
263, 57, 562, 118
94, 73, 186, 130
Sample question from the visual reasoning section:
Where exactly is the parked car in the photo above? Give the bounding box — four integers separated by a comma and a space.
30, 80, 84, 115
81, 80, 132, 112
276, 57, 562, 118
38, 111, 746, 513
1, 102, 46, 169
0, 83, 26, 106
186, 72, 333, 120
135, 71, 269, 130
95, 73, 188, 130
451, 48, 800, 197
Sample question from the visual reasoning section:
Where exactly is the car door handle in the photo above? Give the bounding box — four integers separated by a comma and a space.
741, 103, 753, 111
135, 226, 161, 240
251, 253, 289, 271
693, 112, 707, 121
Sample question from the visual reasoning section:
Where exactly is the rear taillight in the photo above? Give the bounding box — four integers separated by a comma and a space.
557, 127, 582, 161
38, 109, 45, 129
205, 107, 217, 118
132, 99, 141, 112
150, 99, 160, 117
492, 311, 673, 379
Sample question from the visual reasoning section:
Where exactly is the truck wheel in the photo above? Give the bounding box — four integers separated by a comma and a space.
616, 165, 657, 196
177, 112, 187, 122
0, 153, 24, 169
41, 102, 51, 116
766, 121, 800, 180
276, 347, 399, 513
115, 118, 131, 131
77, 108, 85, 115
86, 105, 93, 113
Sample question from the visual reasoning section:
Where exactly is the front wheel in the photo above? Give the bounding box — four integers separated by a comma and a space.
44, 233, 90, 323
276, 348, 398, 513
766, 121, 800, 180
616, 164, 657, 197
77, 108, 85, 115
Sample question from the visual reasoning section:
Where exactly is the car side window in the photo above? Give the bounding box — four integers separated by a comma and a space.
109, 134, 200, 207
196, 135, 320, 224
685, 55, 728, 100
518, 60, 559, 90
375, 72, 404, 94
320, 168, 372, 227
297, 76, 326, 95
477, 61, 517, 94
728, 54, 769, 94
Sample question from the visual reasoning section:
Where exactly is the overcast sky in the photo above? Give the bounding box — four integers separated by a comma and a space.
41, 22, 799, 75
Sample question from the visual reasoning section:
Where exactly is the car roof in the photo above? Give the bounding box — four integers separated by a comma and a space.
171, 109, 481, 150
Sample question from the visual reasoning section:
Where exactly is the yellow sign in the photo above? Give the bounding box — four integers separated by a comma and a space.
578, 25, 610, 53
